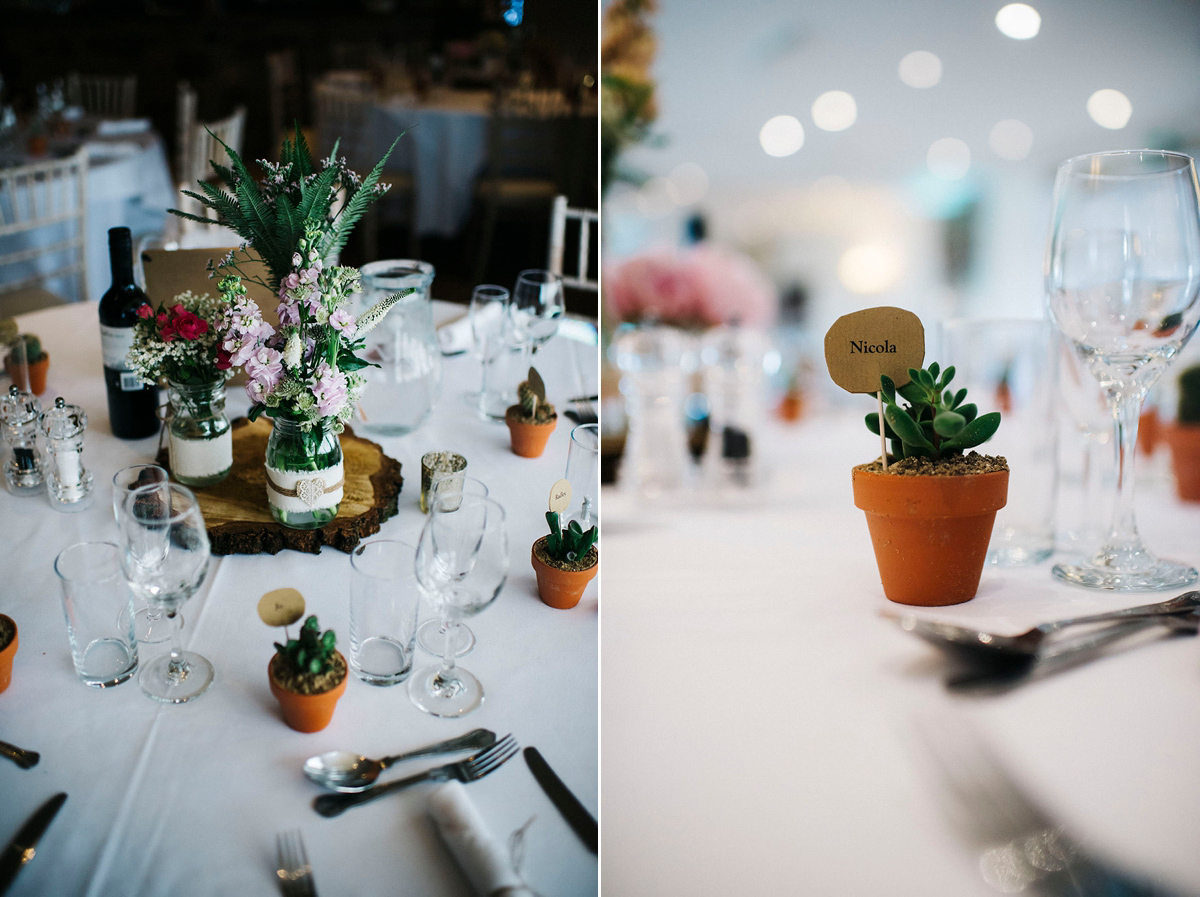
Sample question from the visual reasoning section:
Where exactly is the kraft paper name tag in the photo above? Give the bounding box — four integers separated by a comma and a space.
258, 588, 305, 628
549, 478, 571, 513
824, 306, 925, 394
527, 367, 546, 402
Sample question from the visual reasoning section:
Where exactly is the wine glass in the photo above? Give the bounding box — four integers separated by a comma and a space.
510, 269, 564, 368
409, 494, 508, 717
415, 475, 490, 658
118, 482, 214, 702
112, 464, 179, 643
463, 284, 511, 420
1045, 150, 1200, 589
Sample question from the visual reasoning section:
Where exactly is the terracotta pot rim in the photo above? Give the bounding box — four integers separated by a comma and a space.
531, 535, 598, 574
269, 650, 348, 697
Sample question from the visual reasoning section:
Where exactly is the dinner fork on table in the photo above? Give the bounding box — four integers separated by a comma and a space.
917, 718, 1185, 896
313, 734, 519, 817
276, 829, 318, 897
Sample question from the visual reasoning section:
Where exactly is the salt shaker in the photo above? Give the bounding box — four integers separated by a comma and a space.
39, 396, 93, 511
0, 385, 44, 496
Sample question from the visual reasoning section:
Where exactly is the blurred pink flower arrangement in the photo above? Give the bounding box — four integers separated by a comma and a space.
604, 245, 775, 328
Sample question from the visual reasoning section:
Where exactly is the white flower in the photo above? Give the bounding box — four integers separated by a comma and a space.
283, 331, 303, 370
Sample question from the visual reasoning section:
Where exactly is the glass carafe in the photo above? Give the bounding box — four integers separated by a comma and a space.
355, 260, 442, 436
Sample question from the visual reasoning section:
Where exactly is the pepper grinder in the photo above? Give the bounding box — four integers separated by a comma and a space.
0, 385, 45, 496
39, 396, 93, 511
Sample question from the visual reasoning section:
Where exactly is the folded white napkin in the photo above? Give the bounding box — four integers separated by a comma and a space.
427, 781, 535, 897
437, 313, 473, 355
95, 118, 151, 136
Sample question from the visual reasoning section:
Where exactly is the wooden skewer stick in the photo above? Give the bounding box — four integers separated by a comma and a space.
878, 392, 888, 471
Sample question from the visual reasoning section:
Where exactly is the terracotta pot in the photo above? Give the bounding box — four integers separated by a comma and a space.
505, 407, 556, 458
1139, 408, 1161, 456
4, 355, 49, 395
531, 537, 597, 610
268, 652, 348, 732
852, 466, 1009, 607
1165, 423, 1200, 502
0, 615, 17, 694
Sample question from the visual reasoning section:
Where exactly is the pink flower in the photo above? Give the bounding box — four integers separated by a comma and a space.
245, 378, 268, 404
311, 361, 349, 418
604, 245, 776, 328
282, 273, 300, 291
276, 302, 300, 327
136, 304, 153, 319
329, 309, 355, 333
299, 266, 320, 285
244, 346, 283, 390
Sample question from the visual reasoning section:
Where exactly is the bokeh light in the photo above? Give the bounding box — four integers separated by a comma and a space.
1087, 89, 1133, 129
898, 51, 942, 88
927, 138, 971, 179
811, 91, 858, 132
666, 162, 710, 205
988, 119, 1034, 160
838, 243, 906, 294
759, 115, 805, 157
995, 3, 1041, 39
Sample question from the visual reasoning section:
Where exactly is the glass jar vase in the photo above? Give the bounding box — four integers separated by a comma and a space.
167, 379, 232, 488
264, 415, 343, 529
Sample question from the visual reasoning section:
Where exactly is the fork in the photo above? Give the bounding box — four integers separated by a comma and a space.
313, 734, 519, 817
916, 717, 1184, 896
275, 829, 318, 897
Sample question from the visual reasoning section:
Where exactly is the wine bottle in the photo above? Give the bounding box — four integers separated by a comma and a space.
99, 227, 159, 439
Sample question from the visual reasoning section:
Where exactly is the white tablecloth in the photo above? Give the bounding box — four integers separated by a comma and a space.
601, 411, 1200, 896
370, 92, 492, 238
1, 301, 597, 896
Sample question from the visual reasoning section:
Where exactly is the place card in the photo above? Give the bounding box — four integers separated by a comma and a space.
258, 588, 305, 628
549, 478, 571, 513
823, 306, 924, 394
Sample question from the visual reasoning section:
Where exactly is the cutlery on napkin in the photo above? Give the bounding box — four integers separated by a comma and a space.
428, 781, 535, 897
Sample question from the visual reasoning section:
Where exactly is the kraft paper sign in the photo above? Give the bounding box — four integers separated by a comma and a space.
258, 588, 305, 628
549, 478, 571, 513
824, 307, 925, 394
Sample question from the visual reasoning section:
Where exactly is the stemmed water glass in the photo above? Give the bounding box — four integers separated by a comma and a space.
510, 269, 564, 368
112, 464, 178, 643
464, 284, 511, 420
409, 494, 509, 717
1045, 150, 1200, 589
416, 475, 490, 658
118, 482, 214, 702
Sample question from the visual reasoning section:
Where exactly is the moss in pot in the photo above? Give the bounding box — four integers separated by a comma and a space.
853, 363, 1009, 607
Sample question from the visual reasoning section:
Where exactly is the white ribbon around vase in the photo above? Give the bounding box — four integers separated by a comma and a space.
169, 431, 232, 479
265, 460, 344, 514
427, 781, 537, 897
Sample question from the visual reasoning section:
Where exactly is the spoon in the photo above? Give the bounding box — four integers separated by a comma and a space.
0, 738, 39, 769
886, 591, 1200, 670
947, 610, 1200, 693
303, 728, 496, 792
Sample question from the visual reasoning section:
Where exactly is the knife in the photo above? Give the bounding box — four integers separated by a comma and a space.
523, 747, 597, 854
0, 792, 67, 896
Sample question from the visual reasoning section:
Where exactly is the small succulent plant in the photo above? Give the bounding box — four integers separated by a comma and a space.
1179, 364, 1200, 424
516, 373, 555, 423
274, 615, 337, 676
544, 511, 597, 564
9, 334, 45, 364
866, 362, 1001, 461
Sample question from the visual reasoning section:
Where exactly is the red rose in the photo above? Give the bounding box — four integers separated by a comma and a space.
171, 304, 187, 317
215, 347, 232, 371
155, 312, 168, 327
174, 312, 208, 341
136, 304, 153, 319
160, 320, 177, 341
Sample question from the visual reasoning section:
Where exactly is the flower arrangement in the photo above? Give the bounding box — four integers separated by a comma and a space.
602, 0, 659, 191
169, 128, 408, 435
604, 245, 776, 329
127, 292, 228, 386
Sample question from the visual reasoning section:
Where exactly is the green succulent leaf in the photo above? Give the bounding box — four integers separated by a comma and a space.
897, 380, 926, 404
952, 388, 967, 409
941, 411, 1001, 450
958, 403, 978, 424
933, 410, 966, 438
879, 375, 896, 403
884, 405, 934, 451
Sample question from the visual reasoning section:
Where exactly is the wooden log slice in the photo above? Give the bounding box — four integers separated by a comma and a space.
157, 417, 403, 556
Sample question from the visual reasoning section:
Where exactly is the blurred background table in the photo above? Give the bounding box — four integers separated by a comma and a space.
0, 299, 597, 897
